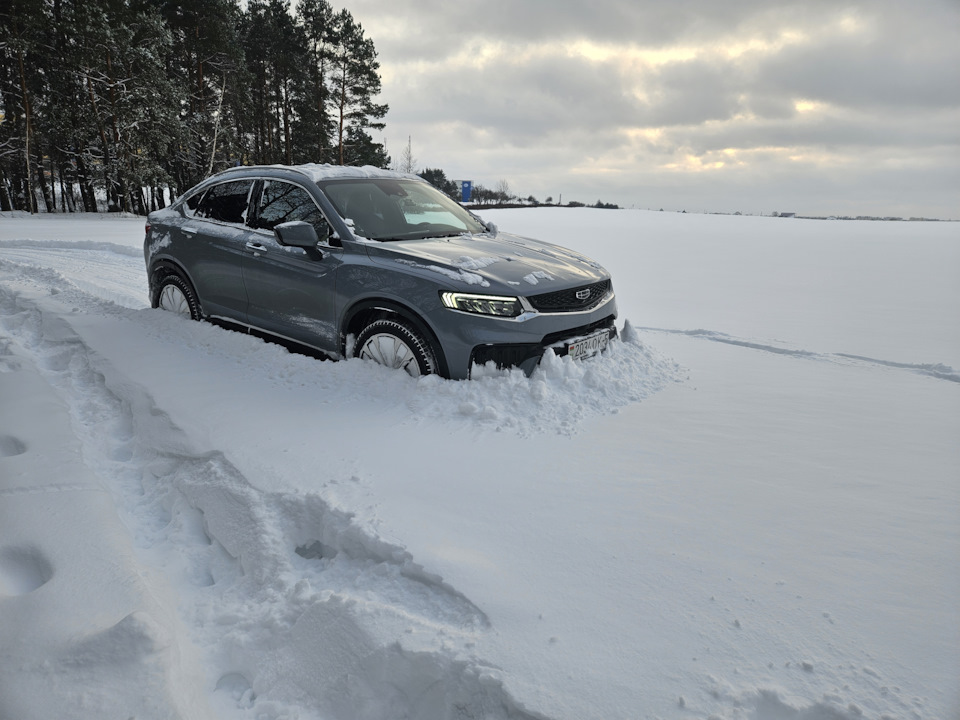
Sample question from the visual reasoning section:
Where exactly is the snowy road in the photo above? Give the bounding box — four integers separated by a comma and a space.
1, 210, 958, 720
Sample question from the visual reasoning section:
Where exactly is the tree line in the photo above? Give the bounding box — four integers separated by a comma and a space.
0, 0, 389, 214
418, 169, 523, 205
418, 168, 620, 209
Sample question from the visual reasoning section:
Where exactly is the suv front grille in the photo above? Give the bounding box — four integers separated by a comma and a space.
527, 279, 611, 313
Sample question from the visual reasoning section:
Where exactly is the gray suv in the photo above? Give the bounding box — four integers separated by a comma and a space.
144, 164, 617, 379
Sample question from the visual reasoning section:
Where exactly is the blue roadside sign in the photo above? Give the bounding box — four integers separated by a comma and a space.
461, 181, 472, 203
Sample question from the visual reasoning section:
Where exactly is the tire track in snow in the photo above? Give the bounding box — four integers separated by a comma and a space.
833, 352, 960, 383
0, 242, 147, 310
637, 326, 960, 383
0, 281, 544, 720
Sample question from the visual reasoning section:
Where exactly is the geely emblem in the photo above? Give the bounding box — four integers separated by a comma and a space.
576, 289, 591, 300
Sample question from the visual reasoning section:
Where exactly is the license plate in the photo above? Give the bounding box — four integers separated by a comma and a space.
567, 329, 609, 360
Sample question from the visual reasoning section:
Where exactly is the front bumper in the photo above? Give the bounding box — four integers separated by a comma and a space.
425, 292, 618, 379
469, 315, 617, 376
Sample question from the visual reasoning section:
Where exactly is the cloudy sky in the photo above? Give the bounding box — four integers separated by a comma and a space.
344, 0, 959, 218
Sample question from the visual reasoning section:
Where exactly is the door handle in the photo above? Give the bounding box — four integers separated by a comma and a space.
182, 226, 198, 235
245, 242, 268, 257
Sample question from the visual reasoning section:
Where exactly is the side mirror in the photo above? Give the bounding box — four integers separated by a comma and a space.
273, 220, 329, 248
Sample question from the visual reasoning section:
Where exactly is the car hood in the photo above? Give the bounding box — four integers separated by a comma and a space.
363, 232, 609, 293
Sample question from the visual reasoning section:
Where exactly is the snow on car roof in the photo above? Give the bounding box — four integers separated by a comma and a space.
295, 163, 422, 183
217, 163, 422, 183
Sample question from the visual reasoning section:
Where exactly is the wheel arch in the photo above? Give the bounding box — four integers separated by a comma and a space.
341, 298, 449, 378
149, 258, 201, 313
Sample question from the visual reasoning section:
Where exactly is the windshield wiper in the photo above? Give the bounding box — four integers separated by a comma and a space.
417, 232, 463, 240
368, 232, 459, 242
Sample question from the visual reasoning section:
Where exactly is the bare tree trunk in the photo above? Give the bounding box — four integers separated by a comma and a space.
282, 80, 292, 165
59, 163, 76, 213
76, 154, 98, 212
338, 64, 347, 165
0, 172, 13, 212
86, 74, 113, 211
318, 50, 329, 163
16, 43, 37, 213
208, 73, 227, 175
57, 164, 67, 212
35, 147, 54, 212
106, 50, 126, 211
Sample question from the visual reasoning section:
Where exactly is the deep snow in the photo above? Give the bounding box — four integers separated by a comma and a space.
1, 209, 958, 720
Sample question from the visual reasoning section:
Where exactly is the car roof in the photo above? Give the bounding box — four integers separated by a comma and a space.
207, 163, 422, 185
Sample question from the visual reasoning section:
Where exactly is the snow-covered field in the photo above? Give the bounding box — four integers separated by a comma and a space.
1, 208, 957, 720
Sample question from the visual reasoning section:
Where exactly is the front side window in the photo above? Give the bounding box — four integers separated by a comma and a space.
183, 190, 204, 217
254, 181, 328, 233
320, 179, 487, 241
194, 180, 253, 224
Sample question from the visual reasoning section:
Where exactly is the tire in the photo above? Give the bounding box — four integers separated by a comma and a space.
354, 318, 437, 377
155, 273, 202, 321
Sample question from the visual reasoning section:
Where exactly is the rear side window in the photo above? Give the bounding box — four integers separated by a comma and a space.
254, 180, 327, 231
195, 180, 253, 224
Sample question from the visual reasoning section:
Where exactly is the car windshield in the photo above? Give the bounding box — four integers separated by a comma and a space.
319, 178, 488, 241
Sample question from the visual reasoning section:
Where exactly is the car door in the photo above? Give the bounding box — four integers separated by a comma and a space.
179, 179, 254, 321
242, 179, 343, 356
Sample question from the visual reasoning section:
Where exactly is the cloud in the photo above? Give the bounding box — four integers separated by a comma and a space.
351, 0, 960, 217
354, 0, 896, 51
386, 50, 644, 143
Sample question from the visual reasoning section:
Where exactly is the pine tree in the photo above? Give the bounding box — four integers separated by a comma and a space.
66, 0, 181, 211
327, 9, 387, 166
418, 168, 460, 200
0, 0, 47, 211
242, 0, 310, 166
158, 0, 245, 191
294, 0, 335, 164
0, 0, 393, 213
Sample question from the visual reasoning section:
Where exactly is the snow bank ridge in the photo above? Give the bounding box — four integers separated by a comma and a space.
0, 238, 143, 258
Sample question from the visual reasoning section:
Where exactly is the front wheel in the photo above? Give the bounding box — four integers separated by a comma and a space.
155, 273, 202, 321
354, 318, 437, 377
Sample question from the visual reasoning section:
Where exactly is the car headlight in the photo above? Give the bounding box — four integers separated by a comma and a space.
440, 292, 521, 317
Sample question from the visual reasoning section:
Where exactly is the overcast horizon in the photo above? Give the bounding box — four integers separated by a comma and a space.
343, 0, 959, 219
